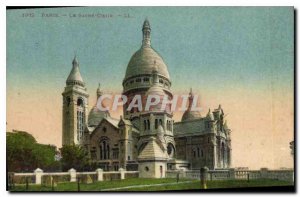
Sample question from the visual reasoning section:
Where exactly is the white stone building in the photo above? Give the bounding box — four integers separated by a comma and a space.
62, 19, 232, 178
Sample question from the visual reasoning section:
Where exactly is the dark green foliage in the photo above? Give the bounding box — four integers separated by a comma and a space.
7, 131, 58, 172
59, 144, 89, 171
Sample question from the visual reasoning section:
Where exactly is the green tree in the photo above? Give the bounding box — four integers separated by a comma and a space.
7, 130, 57, 172
59, 144, 89, 171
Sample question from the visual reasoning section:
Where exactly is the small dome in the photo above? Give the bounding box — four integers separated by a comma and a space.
181, 110, 201, 122
88, 106, 110, 127
125, 47, 170, 81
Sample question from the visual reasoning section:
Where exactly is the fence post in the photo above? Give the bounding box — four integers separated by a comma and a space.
34, 168, 43, 185
8, 172, 15, 190
229, 168, 235, 180
180, 169, 186, 178
25, 177, 29, 190
68, 168, 77, 182
96, 168, 103, 181
200, 167, 209, 189
119, 168, 125, 180
51, 176, 54, 191
77, 177, 80, 191
260, 168, 268, 179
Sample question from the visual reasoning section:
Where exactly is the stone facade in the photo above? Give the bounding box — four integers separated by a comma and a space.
62, 19, 232, 176
62, 57, 89, 146
174, 105, 232, 170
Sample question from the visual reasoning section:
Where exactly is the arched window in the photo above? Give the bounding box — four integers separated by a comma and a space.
159, 119, 163, 126
128, 142, 131, 160
221, 142, 225, 167
77, 98, 85, 142
136, 78, 141, 82
144, 120, 147, 130
103, 141, 106, 159
100, 146, 102, 160
147, 120, 150, 130
77, 98, 84, 107
66, 97, 71, 106
166, 121, 168, 130
155, 119, 158, 129
167, 143, 175, 158
99, 140, 110, 160
91, 147, 96, 160
197, 147, 200, 157
107, 144, 110, 159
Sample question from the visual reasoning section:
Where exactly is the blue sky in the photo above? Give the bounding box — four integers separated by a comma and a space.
7, 7, 294, 94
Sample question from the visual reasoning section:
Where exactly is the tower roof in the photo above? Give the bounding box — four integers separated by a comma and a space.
66, 56, 85, 86
138, 137, 167, 160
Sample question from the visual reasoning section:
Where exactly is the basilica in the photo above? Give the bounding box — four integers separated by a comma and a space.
62, 19, 232, 178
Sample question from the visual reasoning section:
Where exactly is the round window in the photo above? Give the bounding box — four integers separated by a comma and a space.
145, 166, 149, 171
167, 143, 174, 156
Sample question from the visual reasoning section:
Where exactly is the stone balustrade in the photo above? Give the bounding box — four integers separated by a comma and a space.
10, 168, 139, 185
166, 168, 294, 182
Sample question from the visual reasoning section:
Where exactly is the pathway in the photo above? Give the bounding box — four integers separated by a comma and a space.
100, 180, 194, 191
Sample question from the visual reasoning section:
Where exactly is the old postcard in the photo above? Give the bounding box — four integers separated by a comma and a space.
6, 6, 294, 192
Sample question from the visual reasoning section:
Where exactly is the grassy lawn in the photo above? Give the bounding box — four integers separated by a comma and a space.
122, 179, 294, 191
10, 178, 294, 192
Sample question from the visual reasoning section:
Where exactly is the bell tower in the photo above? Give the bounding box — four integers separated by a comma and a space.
62, 55, 89, 146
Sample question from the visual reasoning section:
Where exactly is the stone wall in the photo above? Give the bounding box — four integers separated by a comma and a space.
138, 161, 166, 178
166, 168, 294, 182
9, 168, 139, 185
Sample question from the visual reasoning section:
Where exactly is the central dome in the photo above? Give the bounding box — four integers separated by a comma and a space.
124, 19, 170, 81
125, 47, 170, 81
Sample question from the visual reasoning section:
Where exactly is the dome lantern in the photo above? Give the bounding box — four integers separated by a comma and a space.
142, 18, 151, 47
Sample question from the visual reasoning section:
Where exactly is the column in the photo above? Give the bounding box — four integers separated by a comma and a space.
34, 168, 43, 185
96, 168, 103, 181
119, 168, 125, 180
68, 168, 77, 182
